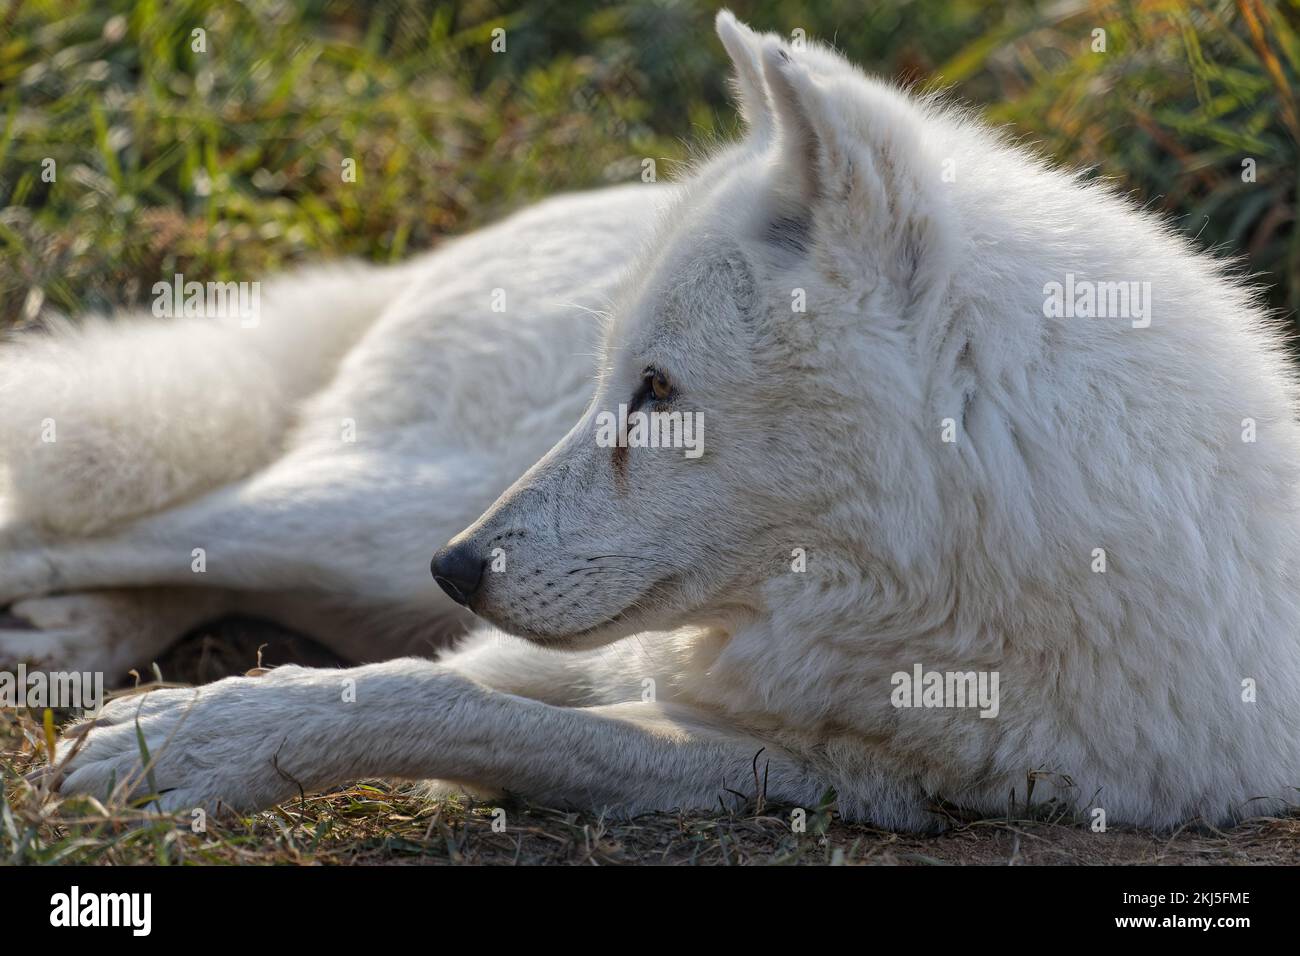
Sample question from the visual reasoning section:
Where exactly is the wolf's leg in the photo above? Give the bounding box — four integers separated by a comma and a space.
0, 446, 504, 607
0, 588, 232, 677
431, 626, 669, 706
0, 586, 443, 677
49, 656, 827, 816
0, 445, 502, 671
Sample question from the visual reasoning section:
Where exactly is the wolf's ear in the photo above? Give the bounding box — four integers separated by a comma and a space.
760, 40, 956, 286
715, 11, 772, 139
759, 38, 838, 207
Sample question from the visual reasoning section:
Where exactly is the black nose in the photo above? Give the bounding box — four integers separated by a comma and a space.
430, 542, 485, 605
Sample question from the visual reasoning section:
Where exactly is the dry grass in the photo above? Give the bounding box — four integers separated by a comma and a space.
3, 620, 1298, 866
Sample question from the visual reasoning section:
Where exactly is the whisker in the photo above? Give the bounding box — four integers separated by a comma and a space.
585, 554, 675, 567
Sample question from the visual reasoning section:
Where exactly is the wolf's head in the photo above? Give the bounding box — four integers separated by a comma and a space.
432, 12, 966, 649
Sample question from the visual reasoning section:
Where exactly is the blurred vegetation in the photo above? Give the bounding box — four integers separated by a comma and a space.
0, 0, 1297, 327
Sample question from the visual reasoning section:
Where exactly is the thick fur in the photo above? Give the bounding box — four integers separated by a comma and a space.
0, 264, 415, 534
10, 13, 1299, 830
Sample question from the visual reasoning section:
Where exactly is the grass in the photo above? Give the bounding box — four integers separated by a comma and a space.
2, 0, 1300, 863
3, 0, 1296, 325
6, 726, 1300, 865
8, 776, 1299, 865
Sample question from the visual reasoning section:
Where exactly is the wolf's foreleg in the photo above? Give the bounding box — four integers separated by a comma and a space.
47, 656, 826, 816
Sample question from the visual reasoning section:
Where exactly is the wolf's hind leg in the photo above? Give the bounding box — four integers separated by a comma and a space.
0, 447, 500, 677
0, 446, 503, 609
0, 588, 232, 677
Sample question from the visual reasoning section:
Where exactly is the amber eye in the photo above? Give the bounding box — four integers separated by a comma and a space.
649, 369, 672, 402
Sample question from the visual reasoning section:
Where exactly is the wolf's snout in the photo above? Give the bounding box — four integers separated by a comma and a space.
430, 541, 485, 606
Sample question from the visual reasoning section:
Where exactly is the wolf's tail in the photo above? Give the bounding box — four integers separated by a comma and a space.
0, 262, 412, 535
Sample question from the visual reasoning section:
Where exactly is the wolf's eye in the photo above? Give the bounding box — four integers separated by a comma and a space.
646, 368, 672, 402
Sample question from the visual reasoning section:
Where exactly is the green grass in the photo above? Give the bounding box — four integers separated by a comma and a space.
2, 0, 1296, 325
3, 0, 1300, 864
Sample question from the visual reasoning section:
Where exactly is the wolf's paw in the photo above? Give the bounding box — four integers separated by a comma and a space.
44, 666, 330, 815
0, 550, 57, 607
0, 593, 167, 675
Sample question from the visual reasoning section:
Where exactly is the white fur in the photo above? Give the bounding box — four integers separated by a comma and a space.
0, 264, 414, 534
10, 13, 1299, 829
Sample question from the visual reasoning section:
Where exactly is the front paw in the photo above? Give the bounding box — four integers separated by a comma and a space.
46, 667, 323, 815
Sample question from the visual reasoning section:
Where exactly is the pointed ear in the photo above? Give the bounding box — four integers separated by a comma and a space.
759, 38, 837, 206
715, 10, 772, 139
757, 40, 959, 305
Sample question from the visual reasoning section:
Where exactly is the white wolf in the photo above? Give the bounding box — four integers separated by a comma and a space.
6, 13, 1299, 830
